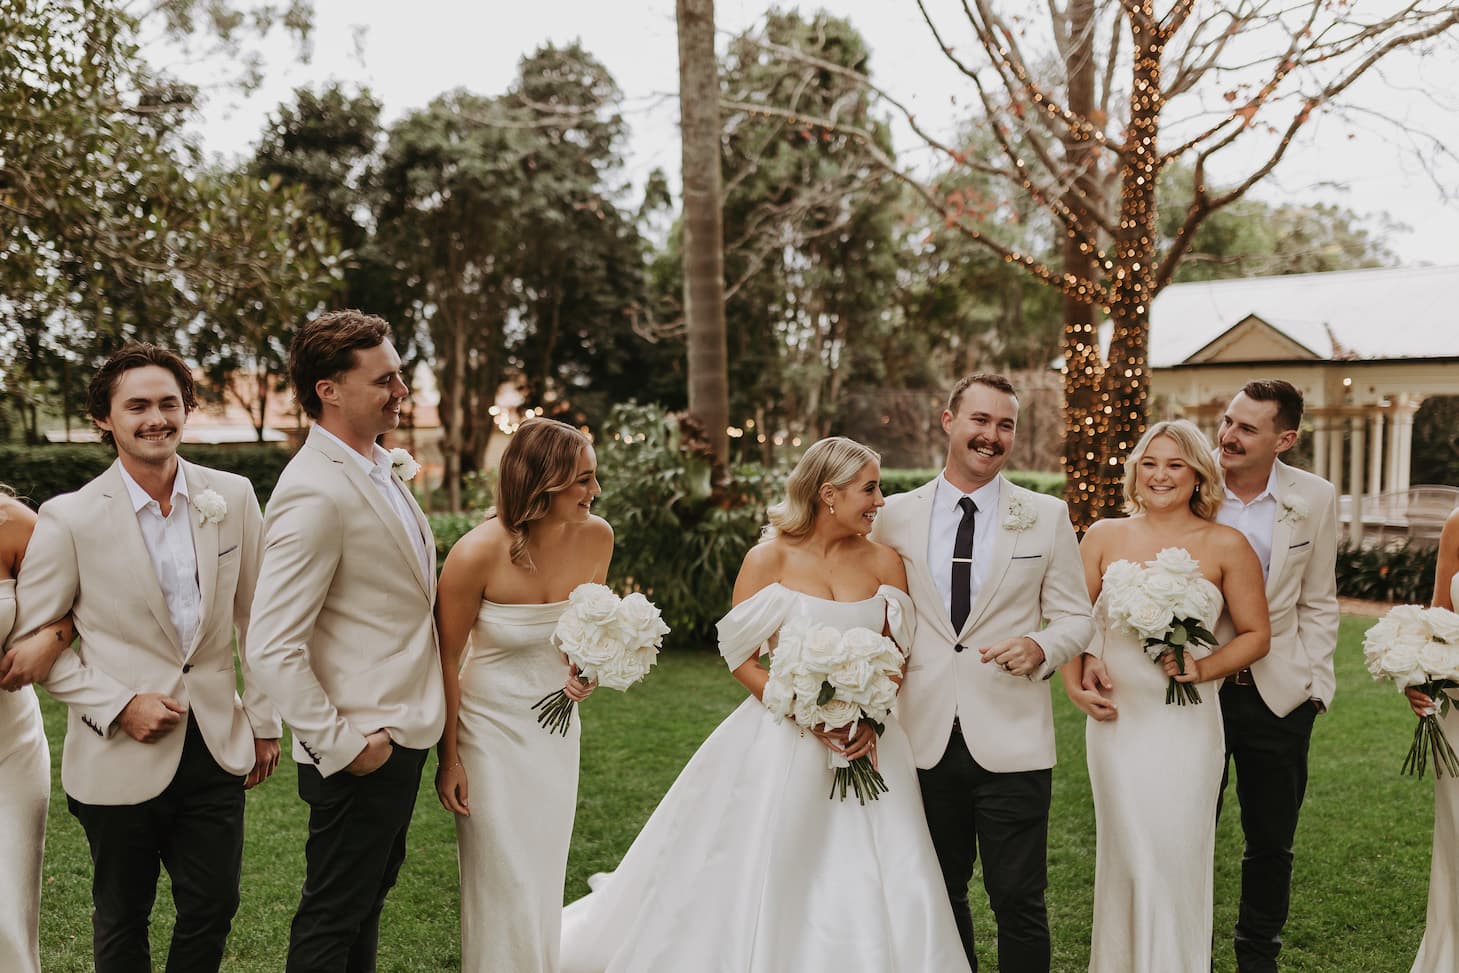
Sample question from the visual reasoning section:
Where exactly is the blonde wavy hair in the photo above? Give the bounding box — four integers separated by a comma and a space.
494, 417, 592, 568
764, 437, 880, 540
1122, 419, 1224, 521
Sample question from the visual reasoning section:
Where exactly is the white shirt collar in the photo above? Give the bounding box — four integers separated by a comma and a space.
938, 470, 1001, 515
314, 423, 391, 477
117, 460, 189, 514
1223, 462, 1279, 504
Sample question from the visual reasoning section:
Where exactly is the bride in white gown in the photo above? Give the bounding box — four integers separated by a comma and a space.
1063, 420, 1270, 973
560, 437, 971, 973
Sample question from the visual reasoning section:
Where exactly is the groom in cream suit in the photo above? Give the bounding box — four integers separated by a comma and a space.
248, 310, 444, 973
11, 343, 280, 972
1212, 379, 1339, 973
873, 374, 1093, 973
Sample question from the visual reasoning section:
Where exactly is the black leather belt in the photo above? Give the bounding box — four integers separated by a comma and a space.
1232, 667, 1256, 687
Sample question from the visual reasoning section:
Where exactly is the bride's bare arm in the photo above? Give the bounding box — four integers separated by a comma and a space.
1173, 529, 1271, 684
728, 543, 781, 702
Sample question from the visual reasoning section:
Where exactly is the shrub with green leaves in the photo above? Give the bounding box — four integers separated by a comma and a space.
594, 404, 781, 650
0, 443, 292, 507
880, 467, 1065, 498
1337, 539, 1438, 604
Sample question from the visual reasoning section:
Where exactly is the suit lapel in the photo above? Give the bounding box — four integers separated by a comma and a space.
899, 481, 957, 644
101, 464, 182, 653
961, 476, 1016, 635
183, 461, 217, 659
318, 431, 432, 600
1266, 463, 1298, 597
402, 480, 436, 598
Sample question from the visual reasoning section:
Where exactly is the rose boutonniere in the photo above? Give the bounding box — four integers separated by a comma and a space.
1278, 494, 1309, 526
389, 447, 420, 482
1002, 495, 1037, 532
194, 488, 227, 527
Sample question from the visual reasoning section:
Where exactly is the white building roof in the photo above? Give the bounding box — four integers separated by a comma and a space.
1147, 264, 1459, 367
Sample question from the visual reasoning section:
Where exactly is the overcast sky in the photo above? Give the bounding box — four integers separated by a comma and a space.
179, 1, 1459, 267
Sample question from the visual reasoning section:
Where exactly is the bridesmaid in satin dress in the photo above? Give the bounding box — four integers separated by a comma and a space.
0, 488, 74, 972
434, 419, 613, 973
1406, 506, 1459, 973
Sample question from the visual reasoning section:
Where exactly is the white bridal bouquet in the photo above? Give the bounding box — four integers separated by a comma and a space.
1102, 547, 1220, 705
761, 616, 905, 804
533, 583, 669, 735
1362, 604, 1459, 777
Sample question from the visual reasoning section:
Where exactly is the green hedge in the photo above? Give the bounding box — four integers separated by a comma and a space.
1336, 539, 1437, 605
881, 468, 1066, 498
0, 443, 293, 507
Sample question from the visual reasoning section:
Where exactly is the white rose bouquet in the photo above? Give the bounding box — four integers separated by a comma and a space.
761, 616, 905, 804
532, 584, 669, 735
1103, 547, 1220, 706
1363, 604, 1459, 777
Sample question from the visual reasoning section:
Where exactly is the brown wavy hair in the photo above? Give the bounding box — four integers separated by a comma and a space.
494, 418, 592, 568
288, 310, 392, 420
86, 343, 197, 449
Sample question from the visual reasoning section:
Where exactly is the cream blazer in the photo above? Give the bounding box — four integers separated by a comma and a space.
247, 426, 445, 778
10, 460, 279, 805
1215, 459, 1340, 717
874, 476, 1093, 772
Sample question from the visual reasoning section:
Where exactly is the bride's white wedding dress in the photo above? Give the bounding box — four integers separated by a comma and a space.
1411, 572, 1459, 972
559, 583, 971, 973
1085, 557, 1225, 973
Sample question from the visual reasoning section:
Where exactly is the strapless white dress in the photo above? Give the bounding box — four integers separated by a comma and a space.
456, 598, 578, 973
1085, 561, 1226, 973
1411, 572, 1459, 972
0, 578, 48, 973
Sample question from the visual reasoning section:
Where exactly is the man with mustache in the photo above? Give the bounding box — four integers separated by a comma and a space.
873, 373, 1094, 973
248, 310, 444, 972
1211, 380, 1338, 973
10, 343, 280, 972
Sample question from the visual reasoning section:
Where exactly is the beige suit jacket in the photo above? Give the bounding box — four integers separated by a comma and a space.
247, 426, 445, 778
9, 460, 279, 805
874, 476, 1094, 772
1216, 459, 1340, 716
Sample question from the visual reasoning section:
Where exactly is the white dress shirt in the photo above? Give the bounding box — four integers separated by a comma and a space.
928, 472, 1002, 624
118, 461, 201, 652
1218, 463, 1279, 580
315, 426, 432, 580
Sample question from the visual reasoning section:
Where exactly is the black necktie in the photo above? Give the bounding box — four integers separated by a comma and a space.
951, 496, 977, 633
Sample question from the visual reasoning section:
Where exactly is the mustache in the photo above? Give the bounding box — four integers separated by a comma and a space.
966, 438, 1005, 455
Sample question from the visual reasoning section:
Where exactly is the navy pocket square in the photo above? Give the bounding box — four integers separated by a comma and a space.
219, 544, 238, 557
1011, 554, 1043, 560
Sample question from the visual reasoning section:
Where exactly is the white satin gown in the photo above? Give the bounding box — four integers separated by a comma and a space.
0, 578, 48, 973
559, 583, 971, 973
1411, 572, 1459, 972
1085, 563, 1225, 973
455, 598, 579, 973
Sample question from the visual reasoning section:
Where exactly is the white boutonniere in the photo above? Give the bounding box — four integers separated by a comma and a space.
1002, 495, 1037, 532
194, 488, 227, 527
389, 447, 420, 482
1278, 495, 1309, 526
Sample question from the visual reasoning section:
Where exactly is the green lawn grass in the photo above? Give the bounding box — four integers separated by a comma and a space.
36, 614, 1434, 971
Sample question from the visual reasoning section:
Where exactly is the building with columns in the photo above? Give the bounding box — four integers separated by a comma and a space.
1147, 264, 1459, 544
